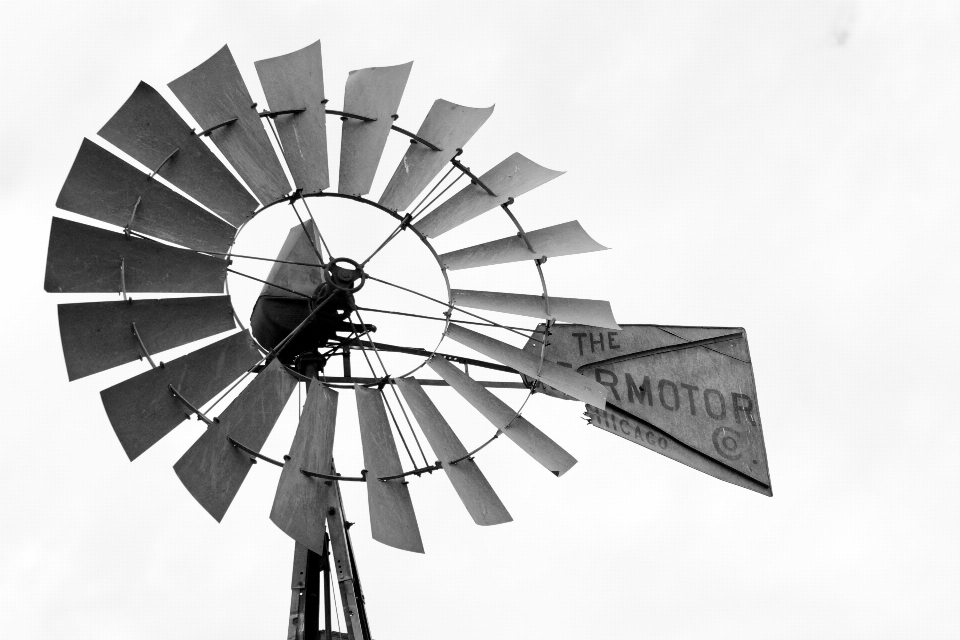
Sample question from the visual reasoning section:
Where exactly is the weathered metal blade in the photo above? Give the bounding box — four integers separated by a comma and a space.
338, 62, 413, 196
100, 330, 261, 461
254, 39, 329, 194
440, 221, 607, 271
56, 139, 237, 253
451, 289, 620, 330
355, 386, 424, 553
527, 323, 771, 490
259, 221, 323, 298
58, 296, 235, 381
98, 81, 258, 225
44, 217, 227, 294
395, 378, 511, 525
174, 359, 297, 521
445, 324, 607, 408
378, 100, 494, 212
414, 153, 563, 238
584, 404, 771, 496
427, 357, 576, 477
270, 384, 338, 555
168, 45, 291, 205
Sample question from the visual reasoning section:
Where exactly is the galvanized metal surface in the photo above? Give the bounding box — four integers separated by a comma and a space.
98, 81, 257, 225
428, 357, 576, 477
325, 483, 365, 640
56, 139, 236, 253
168, 45, 291, 204
355, 386, 424, 553
379, 100, 494, 212
446, 324, 607, 408
255, 39, 329, 194
260, 221, 324, 298
414, 153, 563, 238
583, 404, 771, 496
58, 296, 235, 381
440, 220, 607, 271
271, 384, 338, 555
451, 289, 620, 330
525, 324, 770, 490
100, 330, 261, 461
44, 218, 227, 294
396, 378, 511, 525
174, 359, 297, 521
338, 62, 412, 196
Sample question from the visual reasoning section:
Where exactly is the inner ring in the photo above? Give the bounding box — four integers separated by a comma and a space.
228, 193, 453, 384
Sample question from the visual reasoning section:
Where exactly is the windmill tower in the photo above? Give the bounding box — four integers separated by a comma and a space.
45, 39, 770, 638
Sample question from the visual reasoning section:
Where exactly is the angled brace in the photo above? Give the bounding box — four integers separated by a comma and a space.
130, 322, 157, 368
168, 384, 217, 426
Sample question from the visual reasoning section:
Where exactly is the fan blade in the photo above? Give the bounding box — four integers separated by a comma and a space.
440, 221, 607, 271
58, 296, 235, 381
427, 357, 576, 477
395, 378, 511, 525
414, 153, 563, 238
270, 383, 338, 555
254, 39, 329, 194
98, 82, 257, 225
338, 62, 413, 196
355, 386, 424, 553
174, 359, 297, 521
445, 324, 607, 408
451, 289, 620, 330
56, 139, 236, 253
168, 45, 291, 205
44, 218, 227, 294
379, 100, 494, 212
258, 221, 323, 298
100, 330, 261, 461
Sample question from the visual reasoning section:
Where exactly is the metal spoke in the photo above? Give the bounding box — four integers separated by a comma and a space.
226, 268, 312, 298
366, 274, 543, 344
298, 197, 334, 259
355, 306, 543, 336
354, 309, 430, 467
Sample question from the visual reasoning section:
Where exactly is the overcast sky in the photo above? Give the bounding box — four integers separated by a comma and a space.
2, 1, 958, 638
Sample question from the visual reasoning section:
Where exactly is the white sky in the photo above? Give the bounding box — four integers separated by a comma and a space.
2, 1, 958, 638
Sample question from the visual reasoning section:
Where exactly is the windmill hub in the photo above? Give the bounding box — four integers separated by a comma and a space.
324, 257, 365, 293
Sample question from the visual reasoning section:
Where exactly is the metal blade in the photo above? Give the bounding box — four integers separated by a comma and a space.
259, 221, 324, 298
378, 100, 494, 212
395, 378, 511, 525
98, 81, 258, 225
414, 153, 563, 238
451, 289, 620, 330
270, 383, 338, 555
427, 357, 576, 477
58, 296, 235, 381
100, 330, 261, 461
440, 220, 607, 271
174, 359, 297, 521
56, 139, 237, 253
44, 217, 227, 294
254, 39, 329, 194
355, 386, 424, 553
445, 324, 607, 408
168, 45, 291, 205
584, 404, 771, 496
338, 62, 412, 196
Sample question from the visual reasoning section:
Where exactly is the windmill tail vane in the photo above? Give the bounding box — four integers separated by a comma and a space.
44, 37, 770, 639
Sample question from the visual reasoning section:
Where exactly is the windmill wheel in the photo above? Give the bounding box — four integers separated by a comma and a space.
44, 40, 619, 556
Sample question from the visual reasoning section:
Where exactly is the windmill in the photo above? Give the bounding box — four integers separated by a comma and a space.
45, 39, 770, 639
